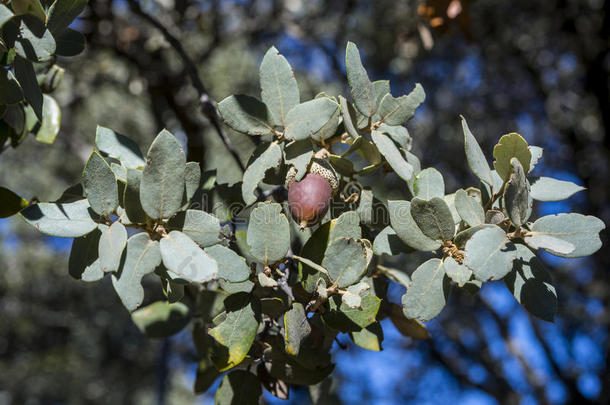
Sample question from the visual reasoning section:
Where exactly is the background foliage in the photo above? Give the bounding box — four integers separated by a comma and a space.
0, 0, 609, 404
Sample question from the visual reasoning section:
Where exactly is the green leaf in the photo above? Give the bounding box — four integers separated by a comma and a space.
0, 186, 28, 217
284, 303, 310, 356
523, 233, 575, 256
443, 257, 472, 287
377, 123, 412, 150
241, 142, 282, 205
167, 209, 220, 247
0, 69, 24, 105
529, 176, 585, 201
204, 244, 250, 283
530, 213, 605, 258
377, 84, 425, 126
209, 294, 258, 371
388, 200, 441, 251
371, 130, 413, 181
215, 370, 261, 405
345, 41, 375, 117
328, 211, 361, 242
218, 94, 274, 136
402, 258, 449, 321
20, 199, 97, 237
284, 98, 339, 141
140, 129, 186, 219
410, 197, 455, 241
131, 301, 190, 338
324, 294, 380, 331
247, 202, 290, 264
284, 139, 313, 181
503, 157, 530, 227
54, 27, 85, 56
328, 154, 354, 177
504, 244, 557, 322
11, 0, 46, 22
461, 115, 493, 186
454, 189, 484, 227
13, 56, 42, 119
95, 126, 146, 169
373, 226, 413, 256
68, 227, 102, 280
160, 231, 218, 283
264, 345, 334, 386
413, 167, 445, 200
493, 132, 531, 181
82, 151, 119, 216
350, 323, 383, 351
47, 0, 87, 34
123, 168, 147, 223
98, 221, 127, 273
3, 16, 56, 62
259, 46, 300, 127
34, 94, 61, 144
464, 226, 516, 281
111, 233, 162, 311
322, 238, 368, 288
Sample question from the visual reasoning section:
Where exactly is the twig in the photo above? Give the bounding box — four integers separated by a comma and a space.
126, 0, 245, 172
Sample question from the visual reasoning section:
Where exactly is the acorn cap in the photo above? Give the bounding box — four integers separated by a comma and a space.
285, 158, 339, 194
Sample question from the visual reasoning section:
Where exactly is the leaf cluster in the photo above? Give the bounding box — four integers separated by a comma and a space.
16, 42, 605, 402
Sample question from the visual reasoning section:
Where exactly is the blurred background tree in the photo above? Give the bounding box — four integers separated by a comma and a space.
0, 0, 608, 404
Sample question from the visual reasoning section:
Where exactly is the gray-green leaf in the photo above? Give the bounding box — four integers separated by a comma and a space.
160, 231, 218, 283
111, 233, 162, 312
284, 98, 339, 141
377, 84, 425, 126
95, 126, 146, 169
284, 139, 313, 181
530, 213, 605, 258
204, 244, 250, 283
247, 202, 290, 264
443, 257, 472, 287
464, 226, 516, 281
167, 210, 220, 247
503, 157, 530, 227
241, 142, 283, 205
99, 221, 128, 273
413, 168, 445, 200
529, 177, 585, 201
410, 197, 455, 241
82, 151, 118, 216
402, 258, 450, 321
461, 116, 493, 186
218, 94, 274, 136
454, 189, 484, 227
259, 46, 300, 127
371, 130, 413, 181
388, 200, 441, 251
20, 199, 97, 237
140, 130, 186, 219
322, 238, 368, 288
346, 41, 375, 117
284, 302, 311, 356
